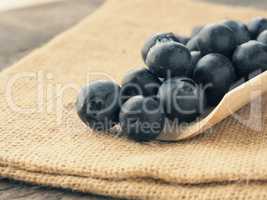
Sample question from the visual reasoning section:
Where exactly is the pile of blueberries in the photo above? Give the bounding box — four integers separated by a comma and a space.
76, 17, 267, 142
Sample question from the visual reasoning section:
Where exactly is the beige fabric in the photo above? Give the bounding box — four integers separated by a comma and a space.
1, 0, 267, 199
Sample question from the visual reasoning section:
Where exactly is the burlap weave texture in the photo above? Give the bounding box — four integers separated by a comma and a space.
1, 0, 267, 199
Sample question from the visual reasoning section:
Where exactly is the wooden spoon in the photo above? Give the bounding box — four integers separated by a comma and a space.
157, 71, 267, 141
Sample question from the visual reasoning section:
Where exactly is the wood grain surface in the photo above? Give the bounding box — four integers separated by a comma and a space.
0, 0, 64, 12
0, 0, 103, 70
204, 0, 267, 9
0, 178, 114, 200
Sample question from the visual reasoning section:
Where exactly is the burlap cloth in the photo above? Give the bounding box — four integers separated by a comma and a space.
1, 0, 267, 199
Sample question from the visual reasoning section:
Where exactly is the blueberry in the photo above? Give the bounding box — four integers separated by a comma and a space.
232, 41, 267, 78
175, 35, 190, 45
186, 36, 200, 52
193, 53, 236, 106
120, 68, 161, 103
145, 41, 192, 78
188, 51, 202, 77
196, 24, 236, 57
141, 32, 180, 62
191, 51, 202, 67
158, 77, 205, 122
222, 20, 250, 45
76, 80, 121, 131
257, 30, 267, 45
247, 17, 267, 39
191, 25, 203, 37
119, 96, 165, 142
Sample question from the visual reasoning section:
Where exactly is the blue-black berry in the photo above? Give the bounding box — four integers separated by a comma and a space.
145, 41, 192, 78
158, 77, 205, 122
193, 53, 236, 106
232, 41, 267, 78
175, 35, 190, 45
247, 17, 267, 39
222, 20, 250, 45
191, 51, 202, 67
76, 80, 121, 131
119, 96, 165, 142
196, 24, 236, 57
257, 30, 267, 45
186, 36, 200, 52
188, 51, 202, 77
120, 68, 161, 103
141, 32, 180, 62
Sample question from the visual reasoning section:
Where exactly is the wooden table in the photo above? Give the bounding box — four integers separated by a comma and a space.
0, 0, 104, 70
0, 0, 266, 199
0, 178, 112, 200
